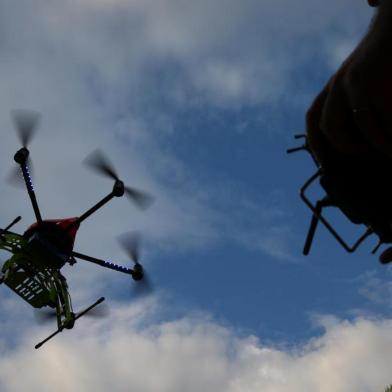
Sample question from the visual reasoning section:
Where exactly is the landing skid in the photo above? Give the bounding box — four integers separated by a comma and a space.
35, 296, 105, 349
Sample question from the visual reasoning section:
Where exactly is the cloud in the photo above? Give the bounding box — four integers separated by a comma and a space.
0, 0, 374, 262
0, 0, 225, 257
0, 0, 372, 112
354, 268, 392, 307
0, 301, 391, 392
0, 2, 388, 391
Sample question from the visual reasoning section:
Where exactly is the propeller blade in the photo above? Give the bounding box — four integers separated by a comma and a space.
6, 160, 34, 188
83, 149, 119, 181
131, 271, 154, 297
83, 150, 155, 210
117, 231, 141, 263
118, 231, 154, 296
125, 186, 155, 210
6, 165, 24, 188
12, 109, 40, 147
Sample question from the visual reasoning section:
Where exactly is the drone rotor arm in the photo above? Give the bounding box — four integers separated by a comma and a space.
10, 110, 43, 224
65, 191, 117, 233
10, 154, 43, 224
71, 251, 136, 276
20, 160, 43, 223
0, 216, 21, 238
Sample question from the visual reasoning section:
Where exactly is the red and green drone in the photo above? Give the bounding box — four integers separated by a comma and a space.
0, 110, 154, 349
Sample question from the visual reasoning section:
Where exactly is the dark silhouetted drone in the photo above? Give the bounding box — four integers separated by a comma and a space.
0, 110, 154, 348
288, 133, 392, 263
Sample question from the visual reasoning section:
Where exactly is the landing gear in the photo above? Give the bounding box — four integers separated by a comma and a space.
35, 297, 105, 349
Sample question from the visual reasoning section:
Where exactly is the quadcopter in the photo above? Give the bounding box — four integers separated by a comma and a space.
0, 110, 154, 349
288, 133, 392, 263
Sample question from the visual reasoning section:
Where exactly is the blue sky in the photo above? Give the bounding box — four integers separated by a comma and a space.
1, 1, 392, 391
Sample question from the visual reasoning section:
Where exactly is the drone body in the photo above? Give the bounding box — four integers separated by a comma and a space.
0, 111, 153, 348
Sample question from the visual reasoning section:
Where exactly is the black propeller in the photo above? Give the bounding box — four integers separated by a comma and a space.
7, 110, 39, 187
12, 109, 40, 148
6, 166, 23, 188
83, 149, 155, 210
118, 231, 153, 296
118, 231, 141, 263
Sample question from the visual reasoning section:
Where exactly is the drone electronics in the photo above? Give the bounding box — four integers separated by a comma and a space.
0, 110, 154, 349
288, 133, 392, 262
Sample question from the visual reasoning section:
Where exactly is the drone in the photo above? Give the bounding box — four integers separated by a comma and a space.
288, 133, 392, 263
0, 110, 154, 349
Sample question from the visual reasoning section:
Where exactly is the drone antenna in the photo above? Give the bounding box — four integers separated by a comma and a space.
287, 134, 306, 154
287, 133, 319, 166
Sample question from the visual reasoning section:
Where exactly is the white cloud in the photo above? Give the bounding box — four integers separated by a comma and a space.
0, 2, 388, 390
0, 0, 374, 265
354, 268, 392, 307
0, 302, 391, 392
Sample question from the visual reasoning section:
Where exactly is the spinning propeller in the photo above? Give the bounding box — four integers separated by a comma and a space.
84, 149, 154, 210
7, 110, 40, 187
118, 231, 153, 296
12, 109, 40, 148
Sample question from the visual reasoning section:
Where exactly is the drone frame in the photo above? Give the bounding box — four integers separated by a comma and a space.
1, 145, 143, 348
11, 147, 142, 280
287, 134, 382, 257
